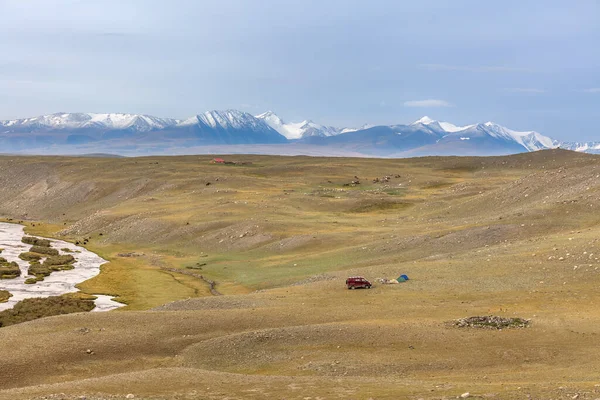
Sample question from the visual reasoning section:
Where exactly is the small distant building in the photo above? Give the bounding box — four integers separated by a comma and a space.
212, 158, 225, 164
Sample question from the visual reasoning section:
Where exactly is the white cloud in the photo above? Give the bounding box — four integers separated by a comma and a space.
403, 99, 452, 108
420, 64, 532, 73
582, 88, 600, 93
503, 88, 546, 94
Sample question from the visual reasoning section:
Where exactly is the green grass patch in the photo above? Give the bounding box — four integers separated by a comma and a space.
349, 200, 413, 213
422, 181, 454, 190
382, 188, 407, 196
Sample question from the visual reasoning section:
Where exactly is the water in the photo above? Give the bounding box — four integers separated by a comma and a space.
0, 222, 124, 312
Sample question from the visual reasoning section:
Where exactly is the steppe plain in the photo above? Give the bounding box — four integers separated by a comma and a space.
1, 149, 600, 399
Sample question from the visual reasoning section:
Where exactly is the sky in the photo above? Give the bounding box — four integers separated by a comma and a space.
0, 0, 599, 141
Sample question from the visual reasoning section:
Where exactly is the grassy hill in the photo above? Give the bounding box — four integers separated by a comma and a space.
1, 149, 600, 399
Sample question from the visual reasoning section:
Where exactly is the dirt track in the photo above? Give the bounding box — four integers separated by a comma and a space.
160, 267, 222, 296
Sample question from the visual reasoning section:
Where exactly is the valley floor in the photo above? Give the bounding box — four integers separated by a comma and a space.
1, 150, 600, 399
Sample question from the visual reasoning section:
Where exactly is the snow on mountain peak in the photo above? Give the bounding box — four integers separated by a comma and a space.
255, 110, 285, 129
411, 116, 474, 133
408, 116, 555, 151
256, 110, 279, 120
0, 109, 569, 155
255, 111, 342, 139
412, 116, 436, 125
191, 109, 268, 131
0, 112, 178, 132
473, 121, 555, 151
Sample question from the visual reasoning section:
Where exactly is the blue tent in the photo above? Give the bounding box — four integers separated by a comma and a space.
398, 274, 409, 281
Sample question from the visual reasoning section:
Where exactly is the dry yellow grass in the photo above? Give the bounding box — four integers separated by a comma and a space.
1, 149, 600, 399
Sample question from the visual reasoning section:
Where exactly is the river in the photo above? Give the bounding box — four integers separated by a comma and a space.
0, 222, 123, 312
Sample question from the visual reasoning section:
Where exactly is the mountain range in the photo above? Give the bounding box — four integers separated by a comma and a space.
0, 110, 596, 157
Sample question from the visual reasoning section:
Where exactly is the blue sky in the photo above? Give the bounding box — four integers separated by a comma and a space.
0, 0, 599, 141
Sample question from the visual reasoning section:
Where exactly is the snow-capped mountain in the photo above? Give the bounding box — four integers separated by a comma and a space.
301, 116, 557, 156
0, 110, 287, 150
180, 110, 269, 131
340, 124, 374, 134
557, 141, 600, 154
410, 116, 475, 133
0, 112, 178, 132
0, 110, 590, 157
408, 116, 553, 151
171, 110, 287, 144
255, 111, 341, 139
438, 121, 555, 152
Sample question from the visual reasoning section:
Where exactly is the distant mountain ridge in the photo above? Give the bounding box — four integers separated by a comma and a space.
556, 141, 600, 154
0, 112, 178, 132
0, 110, 287, 148
0, 109, 592, 157
255, 111, 343, 139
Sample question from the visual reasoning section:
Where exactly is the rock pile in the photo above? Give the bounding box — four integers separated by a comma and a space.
453, 315, 530, 330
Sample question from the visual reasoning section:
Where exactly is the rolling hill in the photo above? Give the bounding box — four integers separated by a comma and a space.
0, 150, 600, 398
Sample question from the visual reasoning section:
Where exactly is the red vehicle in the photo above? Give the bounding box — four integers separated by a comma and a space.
346, 276, 372, 289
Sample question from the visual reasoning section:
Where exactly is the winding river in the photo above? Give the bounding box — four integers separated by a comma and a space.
0, 222, 123, 312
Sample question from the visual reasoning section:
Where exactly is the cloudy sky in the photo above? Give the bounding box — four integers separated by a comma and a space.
1, 0, 599, 140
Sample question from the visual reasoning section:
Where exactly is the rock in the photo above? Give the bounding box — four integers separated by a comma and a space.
126, 395, 135, 399
460, 393, 470, 398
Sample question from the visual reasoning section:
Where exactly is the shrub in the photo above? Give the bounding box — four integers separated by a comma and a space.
43, 255, 75, 266
29, 246, 59, 256
26, 255, 77, 281
28, 262, 51, 277
49, 264, 75, 272
0, 296, 96, 327
19, 252, 42, 262
0, 290, 12, 303
0, 260, 21, 279
22, 237, 51, 247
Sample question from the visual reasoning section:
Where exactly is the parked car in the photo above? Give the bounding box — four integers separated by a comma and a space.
346, 276, 372, 289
